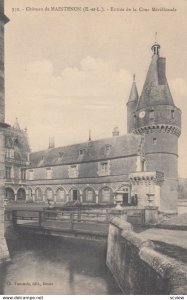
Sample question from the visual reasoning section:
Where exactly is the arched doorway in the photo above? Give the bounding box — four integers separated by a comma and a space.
56, 188, 66, 203
69, 188, 80, 202
83, 187, 96, 203
5, 187, 15, 201
98, 187, 113, 204
17, 188, 26, 201
116, 185, 130, 206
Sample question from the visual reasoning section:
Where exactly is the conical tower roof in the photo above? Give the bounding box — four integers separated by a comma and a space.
128, 74, 139, 103
137, 42, 174, 110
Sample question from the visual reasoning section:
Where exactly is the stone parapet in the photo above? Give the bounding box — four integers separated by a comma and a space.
129, 171, 164, 184
106, 219, 187, 294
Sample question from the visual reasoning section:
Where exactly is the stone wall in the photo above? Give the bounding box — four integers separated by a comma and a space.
106, 218, 187, 294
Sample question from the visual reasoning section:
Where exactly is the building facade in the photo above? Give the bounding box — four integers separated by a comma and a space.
5, 42, 181, 212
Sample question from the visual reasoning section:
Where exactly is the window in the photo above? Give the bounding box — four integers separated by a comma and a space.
5, 148, 14, 159
68, 165, 78, 178
105, 144, 111, 154
46, 168, 53, 179
21, 168, 26, 180
28, 170, 34, 180
46, 188, 53, 200
101, 163, 108, 172
153, 138, 157, 145
35, 188, 42, 201
133, 114, 136, 124
98, 161, 110, 176
79, 149, 86, 156
101, 188, 111, 203
5, 166, 11, 179
87, 189, 93, 201
149, 110, 154, 120
56, 188, 66, 202
171, 110, 174, 119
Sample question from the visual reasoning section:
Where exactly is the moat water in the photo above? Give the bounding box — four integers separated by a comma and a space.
0, 235, 122, 295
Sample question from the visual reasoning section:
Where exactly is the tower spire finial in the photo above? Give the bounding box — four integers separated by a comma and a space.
155, 31, 157, 43
151, 33, 160, 55
88, 129, 91, 141
133, 73, 136, 82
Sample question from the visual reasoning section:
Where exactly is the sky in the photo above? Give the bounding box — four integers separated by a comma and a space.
4, 0, 187, 177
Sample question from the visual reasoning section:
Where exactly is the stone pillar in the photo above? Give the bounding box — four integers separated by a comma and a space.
144, 206, 159, 225
0, 4, 10, 263
95, 191, 99, 204
42, 193, 45, 202
80, 191, 83, 203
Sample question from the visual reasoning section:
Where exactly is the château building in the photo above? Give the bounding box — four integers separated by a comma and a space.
5, 42, 181, 212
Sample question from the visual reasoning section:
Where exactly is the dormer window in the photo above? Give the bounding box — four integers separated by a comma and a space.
79, 149, 86, 156
149, 110, 154, 120
59, 151, 64, 158
105, 144, 111, 154
46, 168, 53, 179
171, 110, 174, 119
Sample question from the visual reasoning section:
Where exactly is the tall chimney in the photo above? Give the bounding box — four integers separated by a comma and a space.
49, 137, 55, 149
112, 127, 119, 137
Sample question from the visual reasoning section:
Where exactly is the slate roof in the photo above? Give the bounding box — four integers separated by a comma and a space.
29, 134, 142, 168
137, 54, 174, 110
128, 78, 139, 103
5, 126, 30, 162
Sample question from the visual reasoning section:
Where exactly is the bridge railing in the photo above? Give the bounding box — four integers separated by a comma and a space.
8, 209, 113, 232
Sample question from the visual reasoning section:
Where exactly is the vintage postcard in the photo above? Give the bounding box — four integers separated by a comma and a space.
0, 0, 187, 297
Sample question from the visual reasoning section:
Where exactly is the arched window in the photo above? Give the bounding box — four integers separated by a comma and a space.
56, 188, 66, 203
45, 188, 53, 201
69, 188, 80, 201
99, 187, 113, 204
17, 188, 26, 201
35, 188, 43, 202
5, 188, 15, 201
83, 188, 96, 203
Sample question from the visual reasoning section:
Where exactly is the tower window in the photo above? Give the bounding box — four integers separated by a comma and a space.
133, 114, 136, 124
153, 138, 157, 145
5, 167, 11, 179
171, 110, 174, 119
149, 110, 154, 120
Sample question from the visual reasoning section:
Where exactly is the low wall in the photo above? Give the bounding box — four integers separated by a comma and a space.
106, 218, 187, 294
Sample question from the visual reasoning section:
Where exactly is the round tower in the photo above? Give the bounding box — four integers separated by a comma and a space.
132, 42, 181, 212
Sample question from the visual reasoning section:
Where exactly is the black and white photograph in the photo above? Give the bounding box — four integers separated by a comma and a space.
0, 0, 187, 297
